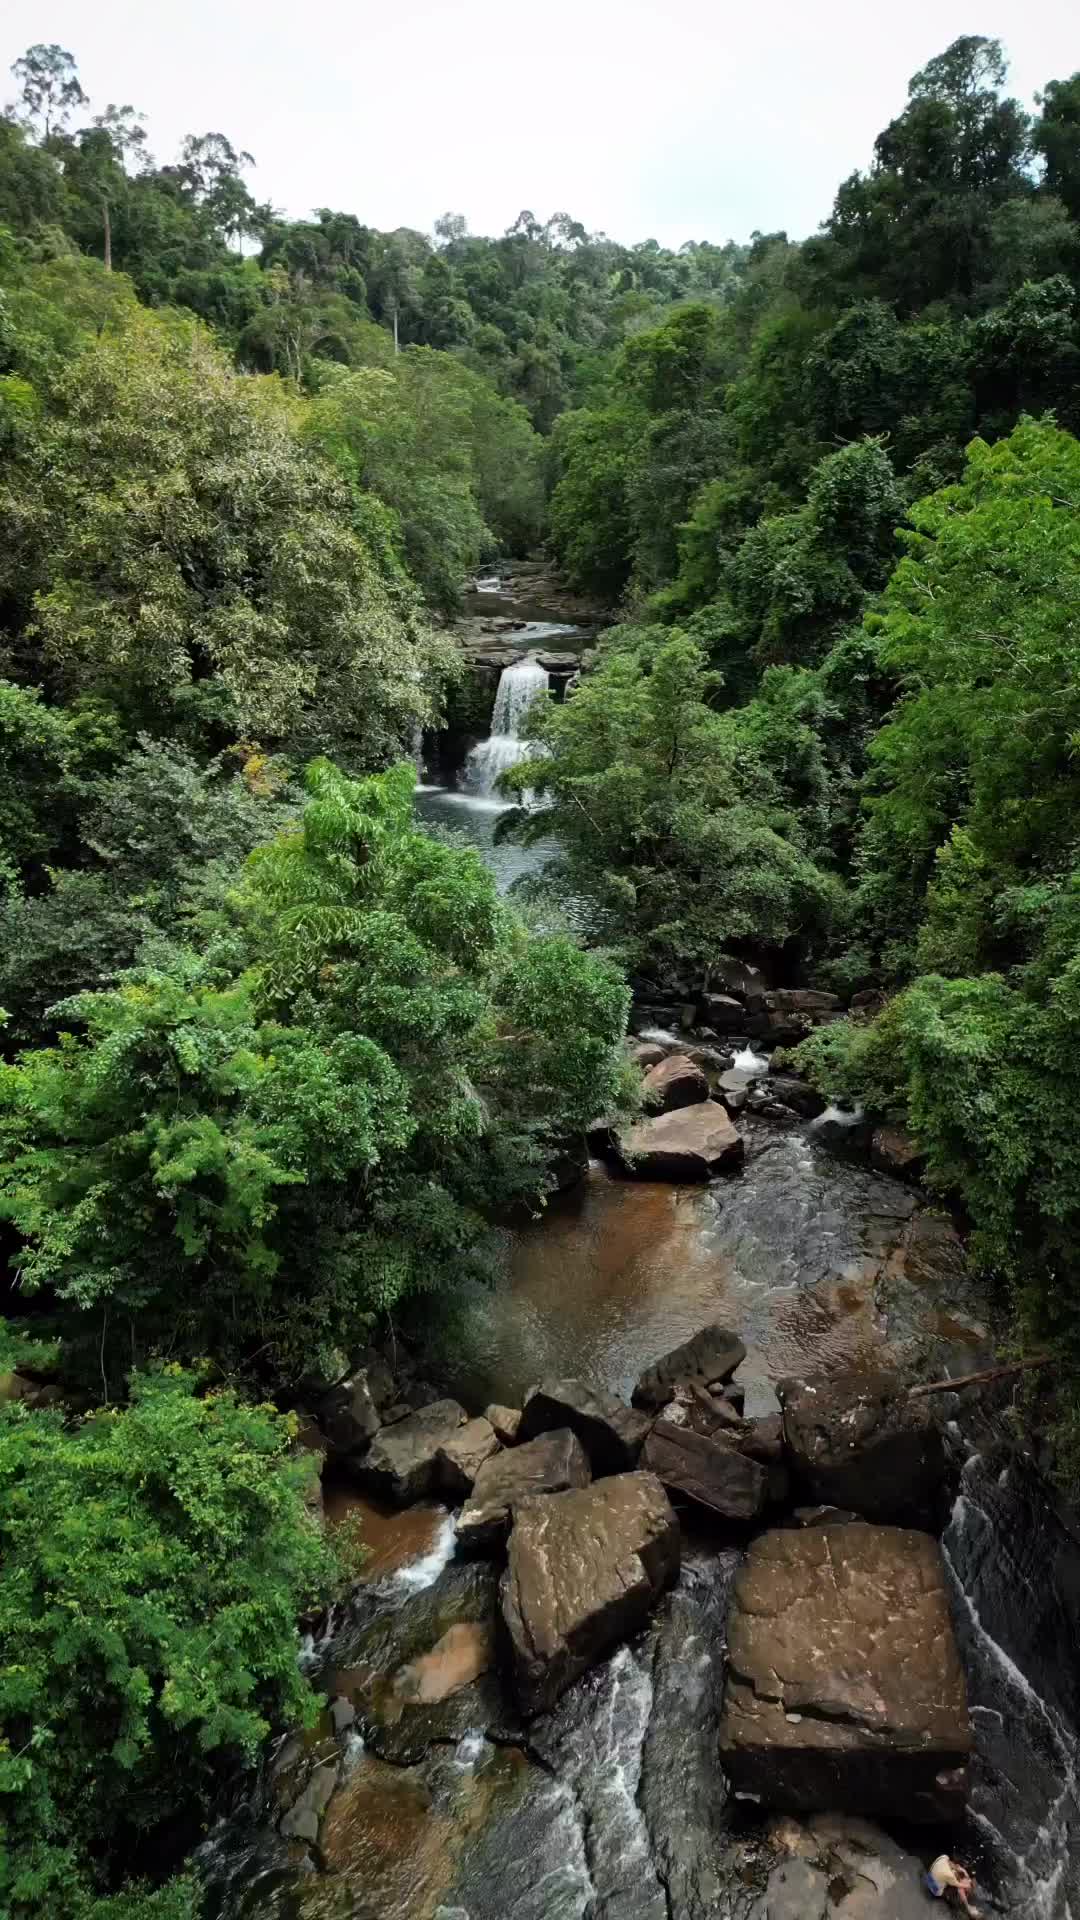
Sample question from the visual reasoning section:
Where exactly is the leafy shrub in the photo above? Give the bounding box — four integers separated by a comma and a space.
0, 1369, 335, 1920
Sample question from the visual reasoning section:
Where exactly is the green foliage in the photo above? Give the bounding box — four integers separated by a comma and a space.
0, 305, 452, 749
0, 1368, 335, 1919
504, 629, 842, 977
0, 761, 628, 1381
0, 738, 299, 1047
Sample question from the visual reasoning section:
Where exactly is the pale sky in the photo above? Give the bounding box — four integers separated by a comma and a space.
2, 2, 1077, 248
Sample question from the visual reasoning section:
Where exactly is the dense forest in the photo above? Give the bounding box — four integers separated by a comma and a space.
2, 30, 1080, 1918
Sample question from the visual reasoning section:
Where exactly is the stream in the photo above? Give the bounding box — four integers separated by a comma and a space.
197, 610, 1080, 1919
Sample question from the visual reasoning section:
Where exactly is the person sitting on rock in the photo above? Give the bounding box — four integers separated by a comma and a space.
925, 1855, 981, 1913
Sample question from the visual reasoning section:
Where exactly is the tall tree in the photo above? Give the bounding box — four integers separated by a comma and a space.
10, 43, 87, 141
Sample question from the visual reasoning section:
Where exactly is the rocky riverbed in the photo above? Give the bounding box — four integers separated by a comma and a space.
194, 1095, 1080, 1918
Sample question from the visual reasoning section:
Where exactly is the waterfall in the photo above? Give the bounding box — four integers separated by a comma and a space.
464, 655, 550, 800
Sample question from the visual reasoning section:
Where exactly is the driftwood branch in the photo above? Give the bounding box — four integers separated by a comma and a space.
908, 1356, 1052, 1399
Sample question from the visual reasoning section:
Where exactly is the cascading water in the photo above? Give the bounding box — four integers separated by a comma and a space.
464, 654, 550, 800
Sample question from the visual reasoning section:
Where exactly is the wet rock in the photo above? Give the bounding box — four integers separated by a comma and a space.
758, 989, 843, 1046
501, 1472, 680, 1713
698, 992, 747, 1032
321, 1371, 382, 1456
278, 1760, 337, 1842
518, 1378, 651, 1473
436, 1417, 501, 1499
641, 1420, 767, 1521
717, 1068, 757, 1115
484, 1403, 521, 1446
456, 1428, 591, 1548
718, 1524, 970, 1822
755, 1856, 831, 1917
753, 1813, 944, 1919
614, 1101, 744, 1180
737, 1412, 783, 1463
764, 1074, 826, 1120
357, 1398, 467, 1505
390, 1620, 495, 1706
871, 1126, 924, 1182
642, 1052, 709, 1112
629, 1040, 667, 1068
329, 1695, 356, 1734
780, 1371, 945, 1525
708, 958, 768, 1006
744, 1088, 804, 1127
632, 1323, 747, 1412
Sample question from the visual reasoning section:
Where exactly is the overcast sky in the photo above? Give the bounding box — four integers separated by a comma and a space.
2, 2, 1077, 248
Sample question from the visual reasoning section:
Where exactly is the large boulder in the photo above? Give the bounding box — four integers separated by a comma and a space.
779, 1371, 944, 1526
698, 993, 747, 1033
518, 1378, 651, 1474
320, 1371, 382, 1456
758, 989, 842, 1046
501, 1472, 680, 1713
356, 1398, 467, 1505
436, 1417, 501, 1499
642, 1052, 709, 1112
751, 1814, 937, 1920
762, 1074, 826, 1120
456, 1428, 591, 1548
632, 1323, 746, 1411
718, 1524, 970, 1823
641, 1420, 767, 1521
614, 1102, 744, 1181
484, 1403, 522, 1446
717, 1069, 756, 1114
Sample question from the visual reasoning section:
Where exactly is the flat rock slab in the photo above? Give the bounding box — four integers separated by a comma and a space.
641, 1052, 709, 1112
752, 1814, 939, 1920
633, 1322, 747, 1411
501, 1471, 680, 1714
519, 1378, 651, 1474
614, 1101, 744, 1181
456, 1427, 591, 1549
356, 1398, 466, 1505
718, 1524, 970, 1823
436, 1416, 500, 1499
779, 1371, 944, 1525
641, 1420, 767, 1521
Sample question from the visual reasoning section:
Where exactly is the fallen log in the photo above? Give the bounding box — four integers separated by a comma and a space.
908, 1356, 1051, 1399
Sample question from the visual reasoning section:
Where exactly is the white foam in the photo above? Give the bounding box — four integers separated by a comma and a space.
732, 1045, 768, 1073
387, 1509, 458, 1595
638, 1026, 680, 1045
812, 1102, 865, 1128
464, 657, 550, 801
453, 1729, 488, 1770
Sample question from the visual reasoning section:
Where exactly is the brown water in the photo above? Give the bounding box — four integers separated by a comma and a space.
446, 1146, 945, 1418
322, 1482, 448, 1583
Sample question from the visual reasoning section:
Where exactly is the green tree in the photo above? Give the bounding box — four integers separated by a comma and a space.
10, 44, 87, 141
0, 761, 628, 1381
0, 1368, 335, 1920
504, 629, 841, 978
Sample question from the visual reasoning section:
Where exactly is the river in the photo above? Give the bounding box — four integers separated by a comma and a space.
196, 611, 1080, 1919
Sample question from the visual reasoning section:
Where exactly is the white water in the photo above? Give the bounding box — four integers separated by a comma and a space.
732, 1044, 768, 1073
464, 656, 550, 800
812, 1100, 866, 1129
387, 1508, 458, 1595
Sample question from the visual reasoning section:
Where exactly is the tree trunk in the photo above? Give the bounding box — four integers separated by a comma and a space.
908, 1356, 1051, 1398
102, 194, 112, 272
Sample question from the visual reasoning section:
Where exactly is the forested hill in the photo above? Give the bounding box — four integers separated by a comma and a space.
5, 29, 1080, 1920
